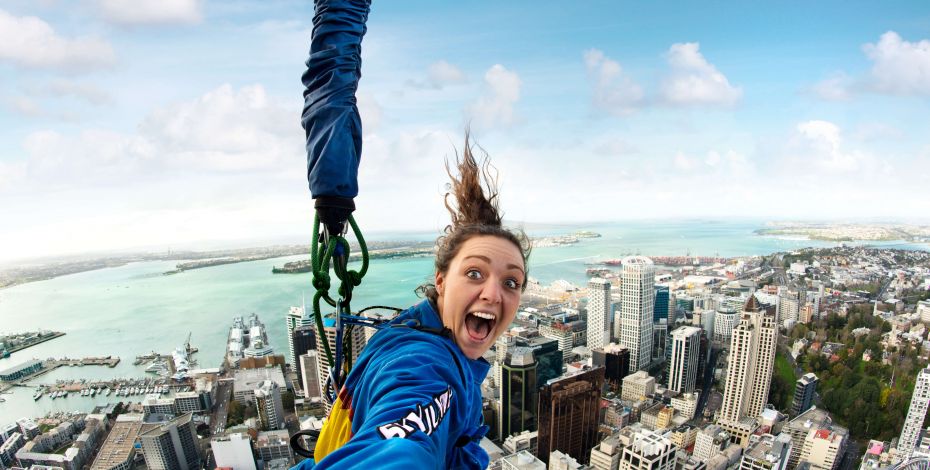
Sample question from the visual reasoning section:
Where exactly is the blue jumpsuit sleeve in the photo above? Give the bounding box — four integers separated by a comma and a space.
301, 0, 370, 199
313, 349, 465, 469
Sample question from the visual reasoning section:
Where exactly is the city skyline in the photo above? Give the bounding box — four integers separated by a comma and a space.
2, 1, 930, 261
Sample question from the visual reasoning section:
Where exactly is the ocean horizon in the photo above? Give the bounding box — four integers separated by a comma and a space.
0, 219, 927, 424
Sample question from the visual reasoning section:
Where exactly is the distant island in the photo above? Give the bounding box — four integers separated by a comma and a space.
0, 230, 602, 288
531, 230, 601, 248
272, 242, 435, 274
755, 222, 930, 242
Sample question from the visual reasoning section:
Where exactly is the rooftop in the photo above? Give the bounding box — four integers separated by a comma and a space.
89, 418, 145, 470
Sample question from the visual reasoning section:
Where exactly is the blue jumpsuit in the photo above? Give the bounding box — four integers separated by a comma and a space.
294, 301, 492, 469
297, 0, 492, 467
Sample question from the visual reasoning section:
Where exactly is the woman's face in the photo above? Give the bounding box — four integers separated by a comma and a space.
435, 235, 525, 360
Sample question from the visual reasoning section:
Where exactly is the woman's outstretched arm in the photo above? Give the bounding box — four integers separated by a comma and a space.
301, 0, 371, 233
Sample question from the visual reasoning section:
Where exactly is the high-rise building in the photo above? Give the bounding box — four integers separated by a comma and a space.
590, 433, 622, 470
592, 343, 630, 392
618, 256, 655, 371
713, 305, 739, 343
499, 347, 538, 440
539, 323, 574, 363
211, 433, 257, 470
799, 428, 847, 470
621, 371, 655, 402
138, 414, 201, 470
694, 425, 730, 462
254, 380, 284, 431
588, 278, 612, 350
668, 326, 701, 394
299, 351, 322, 401
537, 367, 605, 465
791, 373, 818, 417
778, 291, 800, 325
315, 315, 366, 412
740, 434, 792, 470
286, 306, 314, 367
783, 407, 846, 470
900, 366, 930, 458
291, 326, 316, 385
514, 334, 562, 386
618, 430, 676, 470
719, 297, 777, 431
653, 320, 668, 361
655, 286, 670, 323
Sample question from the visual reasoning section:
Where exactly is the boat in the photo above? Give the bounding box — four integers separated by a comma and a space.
33, 390, 43, 401
61, 391, 68, 398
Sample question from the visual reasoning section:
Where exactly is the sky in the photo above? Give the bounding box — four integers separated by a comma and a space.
1, 1, 929, 263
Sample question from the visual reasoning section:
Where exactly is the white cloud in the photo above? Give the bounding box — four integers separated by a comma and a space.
673, 151, 698, 171
467, 64, 521, 129
429, 60, 466, 87
660, 42, 742, 106
404, 60, 467, 90
44, 79, 113, 105
140, 84, 301, 172
357, 91, 383, 133
6, 96, 42, 116
794, 120, 863, 172
95, 0, 202, 25
671, 149, 750, 176
852, 122, 903, 141
863, 31, 930, 95
2, 84, 302, 195
583, 49, 643, 116
593, 137, 638, 156
0, 8, 115, 71
809, 73, 851, 101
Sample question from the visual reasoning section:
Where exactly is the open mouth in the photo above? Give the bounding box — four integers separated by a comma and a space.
465, 311, 497, 342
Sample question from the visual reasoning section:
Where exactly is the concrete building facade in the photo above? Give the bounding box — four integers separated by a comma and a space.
618, 257, 656, 371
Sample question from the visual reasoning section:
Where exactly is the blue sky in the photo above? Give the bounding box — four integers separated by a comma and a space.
1, 1, 929, 262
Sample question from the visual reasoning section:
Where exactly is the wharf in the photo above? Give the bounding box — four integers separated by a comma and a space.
0, 332, 65, 356
0, 356, 121, 392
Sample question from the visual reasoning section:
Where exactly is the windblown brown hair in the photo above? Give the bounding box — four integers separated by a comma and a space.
418, 132, 531, 303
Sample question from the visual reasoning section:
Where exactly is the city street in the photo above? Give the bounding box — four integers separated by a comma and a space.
211, 379, 233, 436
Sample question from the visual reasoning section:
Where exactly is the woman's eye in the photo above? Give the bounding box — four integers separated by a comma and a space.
466, 269, 482, 280
505, 279, 519, 290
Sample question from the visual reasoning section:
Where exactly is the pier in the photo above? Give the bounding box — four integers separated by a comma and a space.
0, 356, 121, 392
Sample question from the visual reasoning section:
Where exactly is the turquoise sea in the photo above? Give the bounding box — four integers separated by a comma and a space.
0, 219, 926, 424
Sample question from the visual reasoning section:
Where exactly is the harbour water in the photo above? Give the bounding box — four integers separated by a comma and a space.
0, 219, 926, 424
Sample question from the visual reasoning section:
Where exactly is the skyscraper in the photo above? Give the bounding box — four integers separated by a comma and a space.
618, 256, 655, 371
211, 433, 257, 470
618, 430, 676, 470
292, 326, 316, 385
286, 306, 314, 367
900, 365, 930, 458
315, 315, 366, 412
790, 373, 818, 417
587, 278, 612, 350
592, 343, 630, 392
718, 297, 777, 444
299, 351, 322, 401
668, 326, 701, 394
139, 414, 201, 470
654, 286, 670, 323
254, 380, 284, 431
537, 367, 605, 465
499, 347, 538, 439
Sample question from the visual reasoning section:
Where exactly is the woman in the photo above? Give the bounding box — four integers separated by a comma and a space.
304, 144, 530, 469
298, 1, 530, 468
